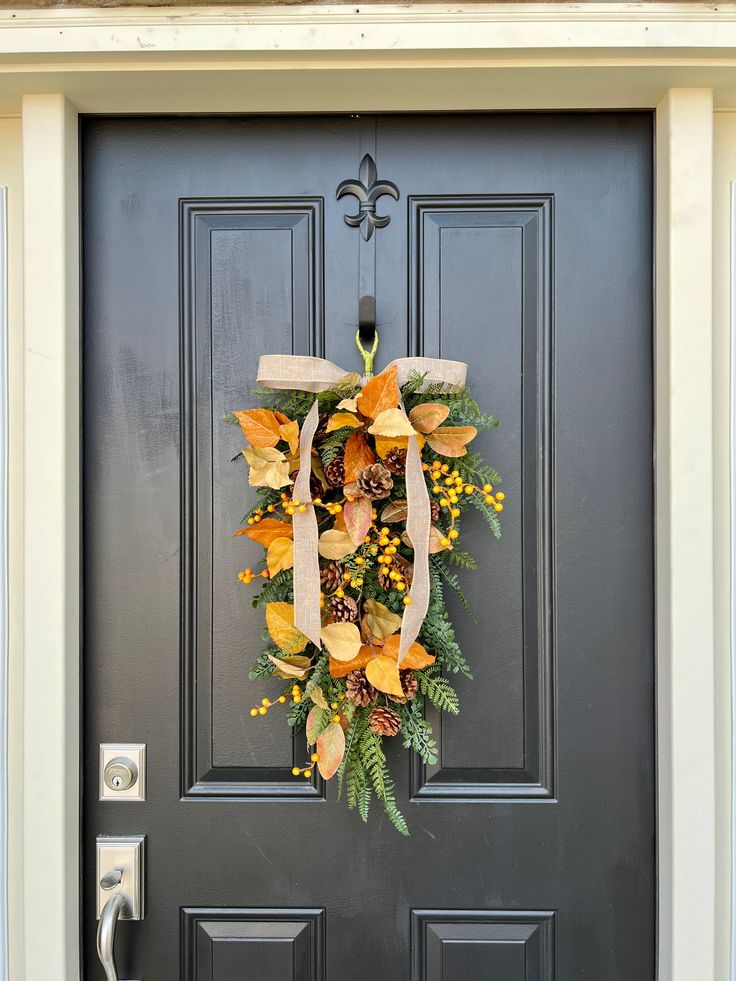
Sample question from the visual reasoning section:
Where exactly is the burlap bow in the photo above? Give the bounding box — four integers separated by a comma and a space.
257, 355, 467, 664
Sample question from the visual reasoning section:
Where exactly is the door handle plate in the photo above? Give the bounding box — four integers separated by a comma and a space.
96, 835, 145, 920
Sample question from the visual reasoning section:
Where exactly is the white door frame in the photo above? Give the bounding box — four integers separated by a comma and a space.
2, 6, 728, 978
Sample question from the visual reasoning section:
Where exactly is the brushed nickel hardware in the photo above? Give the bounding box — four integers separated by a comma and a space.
96, 835, 145, 981
99, 743, 146, 801
336, 153, 399, 241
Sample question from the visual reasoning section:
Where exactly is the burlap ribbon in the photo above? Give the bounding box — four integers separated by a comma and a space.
257, 355, 467, 664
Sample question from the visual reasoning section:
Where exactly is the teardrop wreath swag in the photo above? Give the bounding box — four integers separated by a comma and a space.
229, 353, 505, 834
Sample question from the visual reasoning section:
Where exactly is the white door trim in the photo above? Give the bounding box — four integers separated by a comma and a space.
7, 12, 726, 978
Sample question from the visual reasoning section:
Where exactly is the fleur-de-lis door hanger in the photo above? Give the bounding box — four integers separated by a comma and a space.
336, 152, 400, 242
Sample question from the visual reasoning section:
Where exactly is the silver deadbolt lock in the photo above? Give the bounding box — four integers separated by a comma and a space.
104, 757, 138, 792
99, 743, 146, 801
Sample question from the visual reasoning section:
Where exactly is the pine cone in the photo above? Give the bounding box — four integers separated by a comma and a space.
320, 561, 343, 594
324, 456, 346, 488
356, 463, 394, 501
388, 670, 419, 705
345, 670, 377, 708
430, 501, 441, 522
330, 595, 358, 623
369, 705, 402, 737
313, 412, 330, 444
384, 447, 407, 476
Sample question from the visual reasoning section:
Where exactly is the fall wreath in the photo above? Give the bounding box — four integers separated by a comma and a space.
229, 352, 504, 834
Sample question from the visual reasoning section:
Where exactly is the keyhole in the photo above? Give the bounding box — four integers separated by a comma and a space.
111, 774, 123, 789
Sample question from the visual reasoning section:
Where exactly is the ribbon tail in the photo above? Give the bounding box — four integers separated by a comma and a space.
398, 430, 431, 665
291, 399, 322, 647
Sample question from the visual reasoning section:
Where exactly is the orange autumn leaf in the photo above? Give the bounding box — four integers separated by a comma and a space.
357, 364, 399, 420
316, 723, 345, 780
235, 517, 294, 548
279, 419, 300, 456
374, 433, 425, 459
273, 411, 291, 425
382, 634, 437, 670
343, 432, 376, 483
232, 409, 282, 447
329, 644, 375, 678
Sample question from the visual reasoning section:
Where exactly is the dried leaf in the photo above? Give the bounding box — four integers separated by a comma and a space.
402, 524, 450, 554
326, 412, 363, 433
234, 517, 293, 547
336, 397, 360, 412
374, 433, 425, 459
358, 364, 399, 420
316, 723, 346, 780
309, 685, 329, 709
266, 537, 294, 576
321, 622, 362, 662
365, 655, 404, 697
343, 432, 376, 483
267, 654, 312, 680
279, 419, 300, 456
244, 446, 293, 490
368, 408, 416, 438
306, 705, 323, 745
318, 529, 357, 561
425, 425, 477, 458
265, 602, 309, 654
382, 634, 436, 670
363, 599, 402, 640
273, 410, 291, 426
311, 450, 328, 490
233, 409, 282, 447
329, 644, 375, 678
332, 510, 348, 535
380, 499, 408, 523
408, 402, 450, 434
343, 497, 373, 546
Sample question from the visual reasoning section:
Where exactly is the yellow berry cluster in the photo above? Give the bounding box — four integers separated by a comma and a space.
424, 459, 505, 547
374, 526, 411, 604
238, 567, 270, 585
292, 752, 319, 780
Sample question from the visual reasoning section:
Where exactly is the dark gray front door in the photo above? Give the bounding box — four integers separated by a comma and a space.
82, 113, 655, 980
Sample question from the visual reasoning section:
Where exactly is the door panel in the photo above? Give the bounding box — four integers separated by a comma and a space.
82, 113, 654, 980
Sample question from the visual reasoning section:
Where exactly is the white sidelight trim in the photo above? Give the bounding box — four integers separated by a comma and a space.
21, 95, 79, 981
656, 88, 716, 981
0, 185, 8, 981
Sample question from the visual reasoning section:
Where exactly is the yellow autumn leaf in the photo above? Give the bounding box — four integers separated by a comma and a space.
320, 622, 362, 662
267, 654, 312, 680
367, 408, 416, 438
265, 602, 309, 654
279, 419, 300, 456
365, 655, 404, 697
266, 537, 294, 577
408, 402, 450, 434
336, 396, 361, 412
317, 528, 357, 561
243, 445, 293, 490
309, 685, 329, 709
326, 412, 363, 434
363, 599, 402, 640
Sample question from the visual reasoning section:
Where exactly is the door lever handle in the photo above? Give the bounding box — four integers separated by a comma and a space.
96, 836, 144, 981
97, 892, 126, 981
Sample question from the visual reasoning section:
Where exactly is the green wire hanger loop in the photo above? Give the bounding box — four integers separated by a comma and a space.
355, 328, 379, 379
